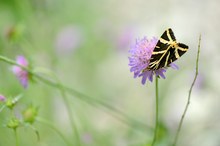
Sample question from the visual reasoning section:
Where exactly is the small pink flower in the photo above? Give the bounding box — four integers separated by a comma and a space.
13, 56, 29, 88
0, 95, 6, 102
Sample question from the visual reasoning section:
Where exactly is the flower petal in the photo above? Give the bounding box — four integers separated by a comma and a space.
170, 63, 179, 70
13, 55, 29, 88
128, 37, 158, 83
148, 71, 154, 82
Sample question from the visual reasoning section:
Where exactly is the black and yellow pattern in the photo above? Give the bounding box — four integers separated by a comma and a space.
148, 28, 188, 70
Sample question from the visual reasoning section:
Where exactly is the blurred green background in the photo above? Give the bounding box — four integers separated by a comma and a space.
0, 0, 220, 146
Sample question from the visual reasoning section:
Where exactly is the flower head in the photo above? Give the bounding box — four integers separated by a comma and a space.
0, 95, 6, 102
22, 105, 38, 124
7, 118, 20, 130
13, 55, 29, 88
128, 37, 178, 84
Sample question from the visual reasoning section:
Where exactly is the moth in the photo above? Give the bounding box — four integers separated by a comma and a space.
148, 28, 188, 70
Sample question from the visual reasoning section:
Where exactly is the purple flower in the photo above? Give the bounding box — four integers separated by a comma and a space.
0, 95, 6, 102
13, 56, 29, 88
128, 37, 178, 84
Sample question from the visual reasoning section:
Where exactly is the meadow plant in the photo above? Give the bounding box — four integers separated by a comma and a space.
128, 33, 201, 146
0, 32, 201, 146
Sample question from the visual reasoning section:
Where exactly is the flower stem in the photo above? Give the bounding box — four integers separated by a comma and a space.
0, 55, 150, 132
59, 84, 81, 146
14, 129, 19, 146
37, 117, 72, 146
172, 35, 201, 146
152, 76, 159, 146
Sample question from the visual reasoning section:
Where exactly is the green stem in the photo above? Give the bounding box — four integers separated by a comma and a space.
59, 84, 81, 146
172, 35, 201, 146
14, 129, 19, 146
37, 117, 71, 146
34, 69, 81, 146
0, 55, 150, 132
25, 124, 40, 141
152, 77, 159, 146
